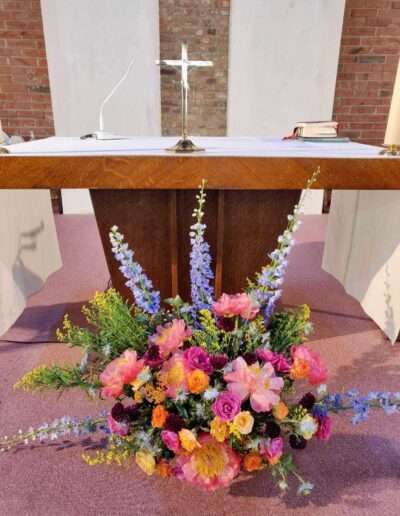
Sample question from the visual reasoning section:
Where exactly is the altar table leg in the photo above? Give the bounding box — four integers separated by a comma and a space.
90, 189, 301, 303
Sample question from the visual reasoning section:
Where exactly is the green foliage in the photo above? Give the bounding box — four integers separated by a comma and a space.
268, 305, 311, 354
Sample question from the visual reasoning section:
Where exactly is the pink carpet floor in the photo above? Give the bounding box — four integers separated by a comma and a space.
1, 214, 399, 516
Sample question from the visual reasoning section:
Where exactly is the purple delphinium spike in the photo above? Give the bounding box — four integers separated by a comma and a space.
190, 181, 214, 310
252, 169, 319, 321
109, 227, 160, 315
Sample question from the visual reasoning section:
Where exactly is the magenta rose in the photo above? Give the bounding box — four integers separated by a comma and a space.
315, 415, 332, 441
212, 391, 241, 422
257, 349, 291, 374
183, 346, 213, 375
161, 430, 180, 451
107, 413, 129, 437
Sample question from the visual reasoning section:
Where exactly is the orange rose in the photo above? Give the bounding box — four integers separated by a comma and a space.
242, 452, 263, 472
157, 459, 171, 478
187, 369, 210, 394
290, 357, 311, 380
151, 405, 168, 428
272, 401, 289, 421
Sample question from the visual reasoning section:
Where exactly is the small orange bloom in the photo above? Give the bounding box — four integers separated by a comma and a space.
290, 357, 311, 380
151, 405, 168, 428
242, 452, 263, 472
272, 401, 289, 421
187, 369, 210, 394
157, 459, 171, 477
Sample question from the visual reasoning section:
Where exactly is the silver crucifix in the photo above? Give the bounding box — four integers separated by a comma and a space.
156, 42, 213, 152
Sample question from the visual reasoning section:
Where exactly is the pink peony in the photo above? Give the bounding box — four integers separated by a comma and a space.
161, 430, 180, 451
183, 346, 213, 375
107, 413, 129, 436
259, 437, 283, 465
291, 345, 328, 386
212, 391, 242, 422
151, 319, 192, 358
224, 357, 284, 413
212, 293, 260, 320
100, 350, 144, 398
315, 415, 332, 441
159, 353, 190, 398
256, 348, 291, 374
175, 433, 240, 491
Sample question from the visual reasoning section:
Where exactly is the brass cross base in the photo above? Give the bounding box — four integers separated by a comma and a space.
0, 146, 10, 154
379, 144, 400, 156
166, 137, 205, 153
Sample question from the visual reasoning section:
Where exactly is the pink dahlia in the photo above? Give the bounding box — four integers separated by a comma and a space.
259, 437, 283, 465
151, 319, 192, 358
291, 344, 328, 386
224, 357, 284, 413
159, 353, 190, 398
161, 430, 180, 451
212, 293, 260, 320
175, 433, 240, 491
100, 350, 144, 398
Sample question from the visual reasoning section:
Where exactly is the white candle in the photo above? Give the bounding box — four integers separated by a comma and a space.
384, 58, 400, 145
0, 120, 3, 144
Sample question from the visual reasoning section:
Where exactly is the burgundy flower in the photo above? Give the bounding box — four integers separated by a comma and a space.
143, 345, 164, 368
265, 422, 281, 439
111, 402, 127, 422
289, 434, 307, 450
217, 317, 235, 332
183, 346, 213, 375
299, 393, 316, 410
210, 354, 229, 370
243, 352, 257, 365
165, 413, 186, 433
125, 404, 139, 420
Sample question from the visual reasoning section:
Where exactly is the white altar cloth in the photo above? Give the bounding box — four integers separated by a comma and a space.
0, 190, 62, 337
5, 136, 383, 158
323, 190, 400, 344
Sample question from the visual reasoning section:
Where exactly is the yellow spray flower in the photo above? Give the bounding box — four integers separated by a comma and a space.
232, 411, 254, 435
210, 417, 229, 443
179, 429, 200, 452
135, 451, 155, 475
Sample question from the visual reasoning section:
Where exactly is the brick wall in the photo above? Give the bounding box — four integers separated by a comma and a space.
333, 0, 400, 145
159, 0, 230, 136
0, 0, 54, 140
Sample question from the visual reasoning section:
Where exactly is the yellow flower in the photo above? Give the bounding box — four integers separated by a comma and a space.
232, 411, 254, 435
210, 417, 229, 443
135, 451, 155, 475
300, 304, 310, 321
187, 369, 210, 394
272, 402, 289, 421
134, 389, 143, 404
300, 414, 318, 440
179, 429, 200, 452
290, 357, 311, 380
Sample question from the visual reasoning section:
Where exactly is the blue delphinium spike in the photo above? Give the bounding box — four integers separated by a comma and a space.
109, 227, 160, 315
189, 181, 214, 310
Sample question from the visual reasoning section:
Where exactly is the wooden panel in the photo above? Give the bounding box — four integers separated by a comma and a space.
1, 155, 400, 189
221, 190, 301, 294
90, 188, 301, 303
90, 189, 172, 302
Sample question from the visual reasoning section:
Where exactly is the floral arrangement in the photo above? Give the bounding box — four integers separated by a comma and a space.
2, 173, 399, 495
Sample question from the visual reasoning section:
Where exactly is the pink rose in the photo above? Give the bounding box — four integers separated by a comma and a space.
212, 391, 241, 422
161, 430, 180, 451
315, 415, 332, 441
107, 413, 129, 437
291, 344, 328, 386
100, 350, 144, 398
212, 293, 260, 320
256, 349, 291, 374
260, 437, 283, 464
183, 346, 213, 375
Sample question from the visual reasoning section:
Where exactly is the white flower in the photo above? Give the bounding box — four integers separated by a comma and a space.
316, 383, 328, 397
203, 387, 219, 401
300, 415, 318, 440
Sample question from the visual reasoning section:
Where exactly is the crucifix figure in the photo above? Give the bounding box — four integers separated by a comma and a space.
156, 42, 213, 152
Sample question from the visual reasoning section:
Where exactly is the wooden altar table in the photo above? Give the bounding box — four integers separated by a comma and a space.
1, 136, 400, 301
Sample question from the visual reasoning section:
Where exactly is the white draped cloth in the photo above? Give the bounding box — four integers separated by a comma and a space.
322, 190, 400, 343
0, 190, 62, 336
